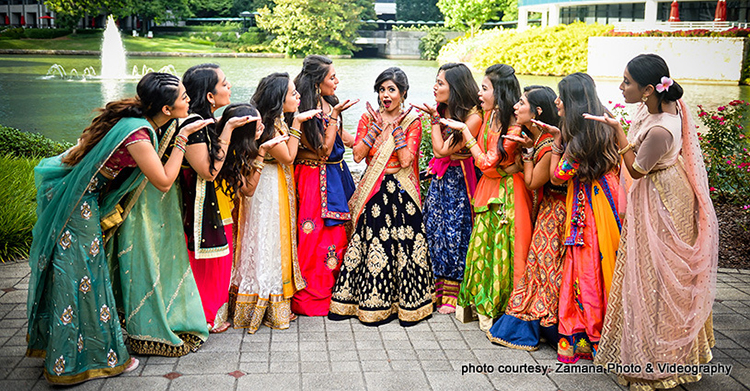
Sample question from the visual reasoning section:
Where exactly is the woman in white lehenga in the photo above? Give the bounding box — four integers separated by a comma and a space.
589, 54, 718, 391
220, 74, 319, 333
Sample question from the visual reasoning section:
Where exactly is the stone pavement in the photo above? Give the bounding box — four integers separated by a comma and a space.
1, 260, 748, 391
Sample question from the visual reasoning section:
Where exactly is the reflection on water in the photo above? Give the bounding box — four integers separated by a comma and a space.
0, 55, 747, 169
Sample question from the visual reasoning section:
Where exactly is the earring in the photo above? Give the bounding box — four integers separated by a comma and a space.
166, 110, 171, 116
641, 95, 648, 102
210, 101, 215, 108
315, 85, 321, 96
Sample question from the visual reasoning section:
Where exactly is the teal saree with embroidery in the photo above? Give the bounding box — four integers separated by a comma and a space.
26, 117, 153, 385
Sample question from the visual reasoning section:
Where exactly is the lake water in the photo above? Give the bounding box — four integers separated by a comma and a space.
0, 55, 747, 170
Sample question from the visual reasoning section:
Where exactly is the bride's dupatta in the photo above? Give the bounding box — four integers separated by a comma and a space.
349, 111, 421, 226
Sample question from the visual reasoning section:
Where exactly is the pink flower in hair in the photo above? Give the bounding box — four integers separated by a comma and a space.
655, 76, 673, 93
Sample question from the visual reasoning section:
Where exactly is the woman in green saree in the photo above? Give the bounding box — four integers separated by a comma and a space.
27, 73, 211, 385
106, 77, 255, 356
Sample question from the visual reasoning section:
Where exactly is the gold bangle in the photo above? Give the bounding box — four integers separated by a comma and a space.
618, 143, 634, 155
465, 138, 477, 149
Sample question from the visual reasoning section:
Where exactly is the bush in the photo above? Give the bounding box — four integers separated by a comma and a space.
0, 155, 39, 262
0, 126, 72, 158
418, 116, 434, 199
419, 29, 447, 61
24, 28, 72, 39
0, 27, 25, 39
697, 100, 750, 208
438, 22, 612, 76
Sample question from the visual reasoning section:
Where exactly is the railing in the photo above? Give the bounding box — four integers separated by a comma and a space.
613, 21, 749, 32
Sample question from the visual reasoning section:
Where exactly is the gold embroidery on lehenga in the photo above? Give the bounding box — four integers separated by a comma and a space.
386, 180, 397, 193
371, 204, 381, 218
107, 349, 118, 367
379, 227, 390, 242
100, 304, 111, 323
89, 237, 100, 257
79, 276, 91, 294
53, 356, 65, 375
413, 233, 429, 269
80, 202, 92, 220
60, 305, 73, 325
366, 238, 387, 275
86, 176, 99, 193
325, 245, 338, 270
405, 202, 416, 216
59, 231, 72, 250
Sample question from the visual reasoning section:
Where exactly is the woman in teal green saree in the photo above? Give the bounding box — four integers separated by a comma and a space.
26, 73, 211, 385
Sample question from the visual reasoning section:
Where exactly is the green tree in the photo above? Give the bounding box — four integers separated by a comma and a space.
437, 0, 502, 36
356, 0, 376, 21
256, 0, 363, 57
499, 0, 517, 22
190, 0, 234, 17
231, 0, 274, 15
396, 0, 442, 22
121, 0, 191, 33
44, 0, 127, 30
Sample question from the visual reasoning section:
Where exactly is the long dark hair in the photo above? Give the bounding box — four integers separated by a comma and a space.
522, 85, 559, 135
436, 63, 481, 147
557, 72, 619, 183
294, 55, 339, 151
626, 53, 684, 112
215, 103, 261, 199
485, 64, 520, 161
183, 63, 222, 174
251, 72, 290, 145
62, 72, 180, 166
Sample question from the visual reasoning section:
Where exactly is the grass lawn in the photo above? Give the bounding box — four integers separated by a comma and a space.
0, 32, 233, 53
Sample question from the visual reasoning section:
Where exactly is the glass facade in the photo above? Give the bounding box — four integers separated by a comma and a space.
524, 0, 749, 23
561, 3, 646, 23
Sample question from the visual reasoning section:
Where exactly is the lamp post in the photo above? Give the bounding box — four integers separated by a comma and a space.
240, 11, 251, 32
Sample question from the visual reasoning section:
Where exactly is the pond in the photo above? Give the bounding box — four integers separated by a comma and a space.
0, 54, 748, 170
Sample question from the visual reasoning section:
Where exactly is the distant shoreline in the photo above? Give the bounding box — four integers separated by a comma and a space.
0, 49, 353, 58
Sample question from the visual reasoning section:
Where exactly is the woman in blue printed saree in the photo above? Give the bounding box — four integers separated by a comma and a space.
26, 73, 211, 384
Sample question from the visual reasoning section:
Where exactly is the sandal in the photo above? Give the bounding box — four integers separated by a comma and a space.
124, 358, 139, 373
289, 313, 298, 322
210, 321, 231, 334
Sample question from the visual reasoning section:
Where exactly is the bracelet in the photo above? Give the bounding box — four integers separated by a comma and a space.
251, 158, 265, 172
618, 143, 634, 155
465, 137, 477, 150
174, 134, 188, 153
289, 127, 301, 140
431, 114, 441, 126
522, 148, 534, 161
551, 143, 564, 155
327, 116, 338, 123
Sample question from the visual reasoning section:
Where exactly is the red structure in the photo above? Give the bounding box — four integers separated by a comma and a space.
714, 0, 727, 22
669, 0, 681, 22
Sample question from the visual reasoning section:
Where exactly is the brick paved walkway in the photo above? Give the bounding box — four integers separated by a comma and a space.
1, 260, 748, 390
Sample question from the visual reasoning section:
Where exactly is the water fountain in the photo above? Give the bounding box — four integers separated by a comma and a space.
100, 15, 127, 79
